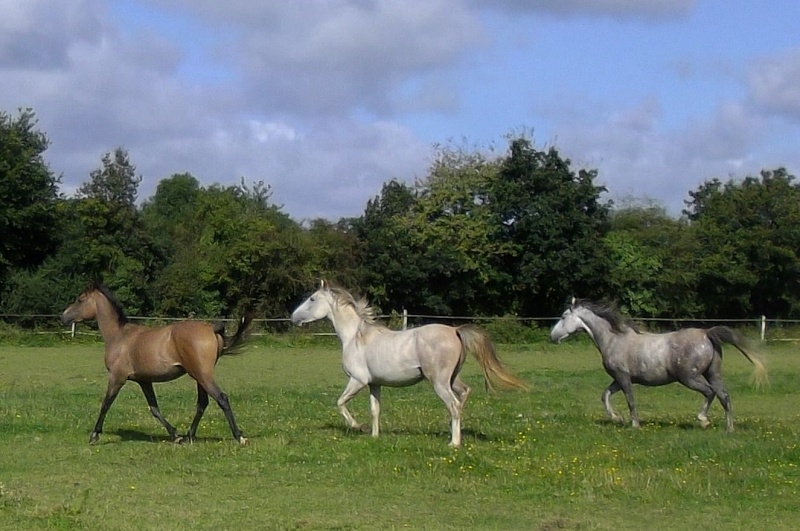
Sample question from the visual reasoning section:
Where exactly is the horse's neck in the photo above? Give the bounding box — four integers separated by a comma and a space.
94, 296, 125, 341
328, 304, 364, 345
582, 312, 619, 352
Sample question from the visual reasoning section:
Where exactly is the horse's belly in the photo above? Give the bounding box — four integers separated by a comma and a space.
368, 365, 424, 387
131, 364, 186, 383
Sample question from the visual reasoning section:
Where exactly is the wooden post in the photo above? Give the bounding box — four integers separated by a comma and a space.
71, 322, 76, 338
402, 309, 408, 330
760, 315, 766, 342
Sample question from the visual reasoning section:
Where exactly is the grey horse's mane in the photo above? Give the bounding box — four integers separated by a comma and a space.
329, 286, 387, 330
574, 298, 639, 334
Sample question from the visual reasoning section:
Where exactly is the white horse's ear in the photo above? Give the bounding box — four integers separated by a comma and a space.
320, 279, 328, 290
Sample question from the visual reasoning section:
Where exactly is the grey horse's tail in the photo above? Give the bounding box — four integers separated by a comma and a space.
706, 326, 769, 387
217, 314, 254, 357
456, 325, 528, 392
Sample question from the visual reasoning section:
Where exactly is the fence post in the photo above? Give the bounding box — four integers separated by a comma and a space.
402, 309, 408, 330
71, 322, 76, 338
760, 315, 766, 342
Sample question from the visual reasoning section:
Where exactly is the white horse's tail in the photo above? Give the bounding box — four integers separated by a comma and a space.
706, 326, 769, 387
456, 325, 528, 391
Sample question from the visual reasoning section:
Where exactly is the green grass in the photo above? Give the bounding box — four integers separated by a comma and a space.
1, 338, 799, 530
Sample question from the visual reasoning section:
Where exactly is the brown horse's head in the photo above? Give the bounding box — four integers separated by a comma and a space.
61, 282, 127, 326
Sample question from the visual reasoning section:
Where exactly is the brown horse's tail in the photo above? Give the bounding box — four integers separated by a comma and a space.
217, 314, 253, 356
706, 326, 769, 387
456, 324, 528, 391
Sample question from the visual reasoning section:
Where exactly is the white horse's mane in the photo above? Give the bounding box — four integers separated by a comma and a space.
329, 286, 385, 328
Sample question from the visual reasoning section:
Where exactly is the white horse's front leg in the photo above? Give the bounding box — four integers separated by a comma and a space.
369, 384, 381, 437
337, 377, 367, 431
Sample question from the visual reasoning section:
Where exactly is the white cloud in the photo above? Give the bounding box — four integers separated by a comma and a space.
472, 0, 697, 20
748, 48, 800, 122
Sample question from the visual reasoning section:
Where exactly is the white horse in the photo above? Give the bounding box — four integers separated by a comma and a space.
291, 280, 526, 447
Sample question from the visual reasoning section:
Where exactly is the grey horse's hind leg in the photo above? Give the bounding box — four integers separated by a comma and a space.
616, 377, 640, 428
678, 376, 718, 429
704, 372, 734, 432
601, 380, 625, 424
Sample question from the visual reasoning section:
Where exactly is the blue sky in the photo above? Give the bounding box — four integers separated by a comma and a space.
1, 0, 798, 220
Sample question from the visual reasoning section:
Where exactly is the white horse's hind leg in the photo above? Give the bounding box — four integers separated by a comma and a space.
337, 377, 367, 432
368, 384, 381, 437
432, 380, 463, 447
453, 377, 471, 406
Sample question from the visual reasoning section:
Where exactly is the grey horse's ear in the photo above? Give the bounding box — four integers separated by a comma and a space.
320, 279, 328, 290
570, 296, 576, 306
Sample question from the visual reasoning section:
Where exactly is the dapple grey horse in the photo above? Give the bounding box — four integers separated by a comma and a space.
550, 299, 767, 431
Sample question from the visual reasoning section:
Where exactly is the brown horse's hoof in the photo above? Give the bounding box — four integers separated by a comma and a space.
89, 432, 101, 444
238, 436, 249, 446
172, 435, 185, 444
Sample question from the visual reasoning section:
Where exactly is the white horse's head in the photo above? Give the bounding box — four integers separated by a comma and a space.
549, 298, 592, 343
291, 279, 336, 326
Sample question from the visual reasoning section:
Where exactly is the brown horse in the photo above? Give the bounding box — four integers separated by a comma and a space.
61, 283, 252, 445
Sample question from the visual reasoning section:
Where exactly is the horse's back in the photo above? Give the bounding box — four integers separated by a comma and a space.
122, 321, 219, 380
610, 328, 716, 384
356, 323, 461, 386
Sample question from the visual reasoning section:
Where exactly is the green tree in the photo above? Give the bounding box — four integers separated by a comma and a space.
492, 137, 611, 316
684, 168, 800, 318
152, 181, 308, 318
0, 108, 60, 288
59, 148, 157, 313
349, 179, 422, 313
400, 146, 512, 315
606, 198, 700, 318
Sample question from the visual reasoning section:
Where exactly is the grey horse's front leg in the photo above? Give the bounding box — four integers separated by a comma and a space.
616, 377, 640, 428
601, 380, 624, 424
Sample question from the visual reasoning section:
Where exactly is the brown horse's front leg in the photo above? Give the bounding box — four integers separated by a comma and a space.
138, 381, 181, 443
90, 378, 125, 444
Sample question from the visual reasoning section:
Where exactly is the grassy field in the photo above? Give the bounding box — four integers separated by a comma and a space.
1, 336, 799, 530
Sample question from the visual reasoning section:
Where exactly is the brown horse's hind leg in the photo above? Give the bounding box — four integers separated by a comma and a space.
138, 381, 181, 443
184, 383, 209, 443
90, 378, 125, 444
201, 380, 247, 445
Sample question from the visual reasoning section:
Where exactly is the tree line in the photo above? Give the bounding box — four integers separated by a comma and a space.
2, 108, 799, 325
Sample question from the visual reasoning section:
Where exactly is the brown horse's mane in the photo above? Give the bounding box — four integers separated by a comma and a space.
90, 281, 129, 327
328, 286, 387, 330
574, 298, 639, 334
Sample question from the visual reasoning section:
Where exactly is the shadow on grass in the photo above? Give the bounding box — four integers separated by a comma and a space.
593, 417, 756, 431
109, 429, 227, 444
319, 422, 495, 442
